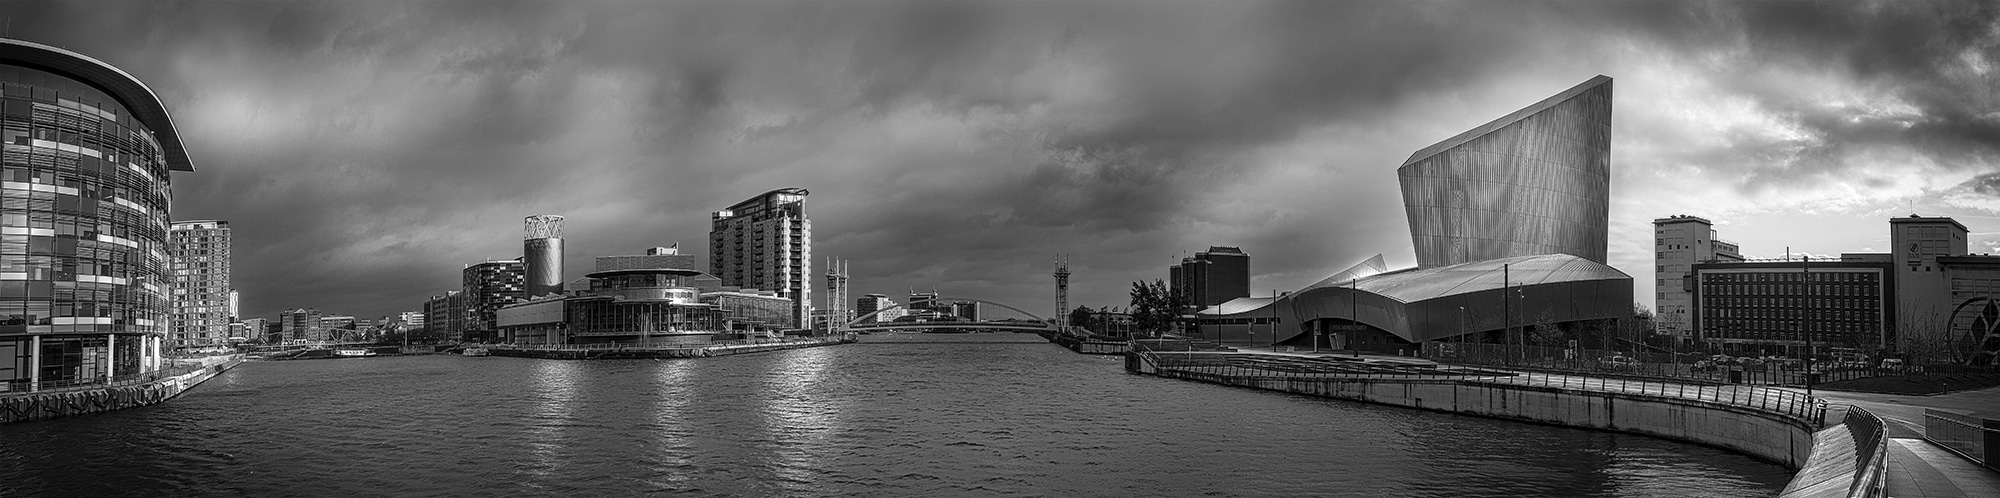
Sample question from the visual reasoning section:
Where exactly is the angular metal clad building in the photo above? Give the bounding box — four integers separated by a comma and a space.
1399, 75, 1612, 268
1235, 75, 1630, 351
522, 215, 564, 297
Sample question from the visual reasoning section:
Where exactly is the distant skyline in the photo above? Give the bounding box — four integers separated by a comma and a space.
6, 1, 1997, 322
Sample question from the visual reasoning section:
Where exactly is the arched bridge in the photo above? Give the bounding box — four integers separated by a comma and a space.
844, 296, 1057, 333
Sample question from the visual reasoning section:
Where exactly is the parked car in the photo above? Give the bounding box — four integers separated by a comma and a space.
1879, 358, 1907, 374
1600, 355, 1640, 371
1693, 360, 1718, 373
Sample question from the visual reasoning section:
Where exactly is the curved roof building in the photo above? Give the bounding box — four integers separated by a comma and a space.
0, 38, 192, 386
1202, 75, 1631, 349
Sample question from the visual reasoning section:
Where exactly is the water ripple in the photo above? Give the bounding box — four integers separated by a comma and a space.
0, 334, 1789, 496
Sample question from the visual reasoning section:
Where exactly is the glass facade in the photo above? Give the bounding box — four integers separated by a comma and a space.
0, 42, 188, 388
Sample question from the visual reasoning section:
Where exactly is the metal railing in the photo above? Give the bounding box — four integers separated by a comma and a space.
0, 363, 210, 395
1131, 343, 1826, 425
1844, 406, 1889, 498
1423, 342, 1943, 386
1922, 409, 1996, 465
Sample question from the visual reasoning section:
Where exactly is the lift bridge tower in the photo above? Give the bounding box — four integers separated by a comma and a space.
1053, 255, 1071, 333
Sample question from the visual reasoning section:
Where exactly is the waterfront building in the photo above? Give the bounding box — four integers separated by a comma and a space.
1653, 215, 1744, 343
951, 300, 981, 321
462, 259, 524, 342
1691, 259, 1893, 356
397, 311, 424, 330
228, 289, 238, 321
909, 290, 941, 313
421, 291, 463, 342
239, 317, 267, 343
279, 308, 321, 342
1171, 246, 1250, 309
856, 293, 893, 322
522, 215, 564, 298
1244, 75, 1630, 352
0, 39, 194, 388
169, 220, 231, 349
498, 267, 791, 345
167, 221, 230, 347
709, 188, 811, 329
704, 289, 792, 333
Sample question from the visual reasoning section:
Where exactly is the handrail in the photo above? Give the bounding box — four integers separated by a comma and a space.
1922, 409, 1995, 464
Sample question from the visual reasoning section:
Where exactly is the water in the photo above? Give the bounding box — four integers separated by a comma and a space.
1, 334, 1791, 496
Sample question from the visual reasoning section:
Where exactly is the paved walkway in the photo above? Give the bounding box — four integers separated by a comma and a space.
1154, 347, 2000, 495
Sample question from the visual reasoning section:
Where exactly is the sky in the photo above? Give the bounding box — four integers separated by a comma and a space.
5, 0, 1999, 322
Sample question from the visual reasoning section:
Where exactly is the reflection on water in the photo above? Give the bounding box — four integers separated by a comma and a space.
0, 334, 1791, 496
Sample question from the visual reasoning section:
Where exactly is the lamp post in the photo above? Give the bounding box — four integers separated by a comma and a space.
1270, 289, 1279, 352
1803, 255, 1813, 397
1503, 263, 1512, 365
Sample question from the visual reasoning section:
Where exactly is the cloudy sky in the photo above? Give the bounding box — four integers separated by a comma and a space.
7, 1, 1999, 322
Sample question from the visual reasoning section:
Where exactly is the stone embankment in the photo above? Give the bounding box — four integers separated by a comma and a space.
1, 355, 243, 423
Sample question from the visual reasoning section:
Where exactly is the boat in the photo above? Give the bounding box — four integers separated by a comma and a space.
462, 347, 490, 357
334, 349, 376, 357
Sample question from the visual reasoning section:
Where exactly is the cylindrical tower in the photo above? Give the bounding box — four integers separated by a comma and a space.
523, 215, 565, 297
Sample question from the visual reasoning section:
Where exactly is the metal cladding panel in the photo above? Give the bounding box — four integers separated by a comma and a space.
1272, 254, 1632, 343
524, 238, 563, 297
1399, 77, 1612, 268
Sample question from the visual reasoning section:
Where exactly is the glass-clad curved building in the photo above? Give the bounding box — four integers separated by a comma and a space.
0, 39, 192, 390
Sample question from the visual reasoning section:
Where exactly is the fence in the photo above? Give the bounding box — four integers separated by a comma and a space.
1923, 409, 2000, 470
1132, 343, 1826, 425
1425, 342, 1921, 386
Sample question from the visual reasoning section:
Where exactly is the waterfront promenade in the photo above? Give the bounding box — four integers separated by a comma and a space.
1128, 344, 2000, 497
1811, 389, 2000, 498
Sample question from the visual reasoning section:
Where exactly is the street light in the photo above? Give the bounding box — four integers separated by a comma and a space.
1803, 255, 1814, 398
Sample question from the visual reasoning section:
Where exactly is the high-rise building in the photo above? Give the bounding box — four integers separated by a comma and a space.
0, 39, 194, 386
710, 188, 811, 328
523, 215, 564, 297
1400, 75, 1613, 268
1653, 215, 1744, 342
1171, 246, 1250, 309
951, 301, 981, 321
169, 220, 231, 348
462, 259, 525, 342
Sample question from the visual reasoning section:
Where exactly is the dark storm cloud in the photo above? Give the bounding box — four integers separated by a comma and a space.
4, 1, 1992, 320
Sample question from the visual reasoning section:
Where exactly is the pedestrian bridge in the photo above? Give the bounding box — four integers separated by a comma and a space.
843, 296, 1057, 333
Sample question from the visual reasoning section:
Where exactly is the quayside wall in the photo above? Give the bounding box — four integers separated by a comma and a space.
489, 336, 852, 360
1130, 359, 1817, 469
0, 356, 243, 423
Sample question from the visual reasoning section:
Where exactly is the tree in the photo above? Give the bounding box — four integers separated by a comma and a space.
1068, 305, 1100, 333
1129, 279, 1186, 335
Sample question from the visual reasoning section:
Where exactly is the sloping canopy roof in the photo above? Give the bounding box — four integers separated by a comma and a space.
1350, 253, 1629, 304
0, 38, 194, 172
1297, 253, 1389, 293
1400, 75, 1610, 168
